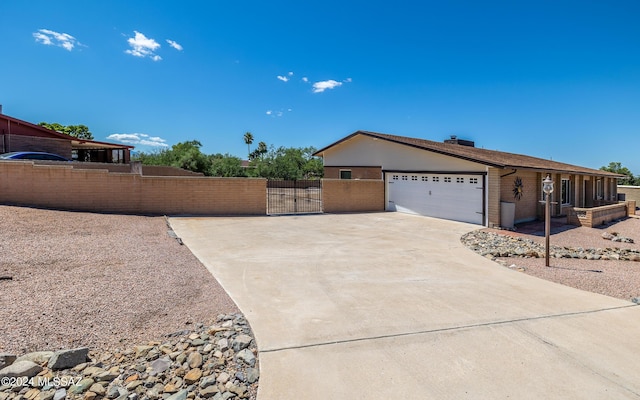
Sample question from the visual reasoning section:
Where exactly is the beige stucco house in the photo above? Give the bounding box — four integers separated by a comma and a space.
314, 131, 623, 227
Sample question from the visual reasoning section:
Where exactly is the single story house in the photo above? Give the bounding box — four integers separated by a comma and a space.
0, 110, 133, 163
314, 131, 623, 227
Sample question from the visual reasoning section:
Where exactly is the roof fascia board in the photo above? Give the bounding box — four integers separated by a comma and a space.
356, 131, 505, 169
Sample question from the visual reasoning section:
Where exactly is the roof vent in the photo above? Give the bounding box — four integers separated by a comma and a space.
444, 135, 475, 147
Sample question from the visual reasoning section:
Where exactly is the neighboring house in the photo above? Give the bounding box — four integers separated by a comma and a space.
314, 131, 623, 226
0, 110, 132, 163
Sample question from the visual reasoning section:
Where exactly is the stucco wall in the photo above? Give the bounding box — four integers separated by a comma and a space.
322, 135, 486, 172
618, 186, 640, 205
323, 166, 382, 179
0, 160, 266, 215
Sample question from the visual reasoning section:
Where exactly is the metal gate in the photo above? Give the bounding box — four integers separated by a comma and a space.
267, 180, 323, 215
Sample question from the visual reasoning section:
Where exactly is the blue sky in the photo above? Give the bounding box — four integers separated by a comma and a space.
2, 1, 639, 173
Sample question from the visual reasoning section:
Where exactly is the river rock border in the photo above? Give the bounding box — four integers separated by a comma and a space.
0, 314, 258, 400
461, 231, 640, 262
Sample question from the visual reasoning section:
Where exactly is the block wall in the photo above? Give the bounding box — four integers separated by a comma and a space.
0, 161, 266, 215
500, 171, 540, 223
487, 168, 501, 227
322, 179, 385, 213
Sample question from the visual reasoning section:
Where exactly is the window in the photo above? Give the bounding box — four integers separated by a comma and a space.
421, 176, 428, 182
432, 176, 440, 182
392, 175, 399, 180
340, 170, 352, 179
444, 177, 452, 183
456, 177, 464, 183
470, 178, 478, 184
411, 175, 418, 181
596, 179, 603, 199
561, 178, 571, 205
402, 175, 408, 180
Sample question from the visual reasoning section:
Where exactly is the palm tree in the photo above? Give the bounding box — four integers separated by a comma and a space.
244, 132, 254, 158
257, 141, 267, 159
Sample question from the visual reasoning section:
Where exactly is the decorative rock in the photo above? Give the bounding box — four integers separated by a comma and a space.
125, 380, 143, 391
235, 349, 256, 367
163, 383, 179, 393
68, 378, 94, 394
187, 352, 203, 369
231, 335, 253, 352
199, 375, 217, 389
602, 231, 615, 240
1, 313, 258, 400
217, 372, 230, 384
38, 389, 55, 400
217, 339, 229, 353
246, 368, 260, 384
134, 346, 154, 359
150, 356, 171, 374
184, 368, 202, 384
0, 360, 43, 378
200, 385, 221, 398
16, 352, 54, 365
47, 348, 89, 370
0, 354, 17, 370
106, 385, 126, 399
52, 388, 66, 400
88, 383, 106, 396
166, 389, 188, 400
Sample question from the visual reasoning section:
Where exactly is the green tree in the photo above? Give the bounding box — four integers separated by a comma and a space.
209, 153, 246, 177
243, 132, 254, 158
39, 122, 94, 140
600, 162, 638, 185
135, 140, 212, 175
250, 146, 323, 180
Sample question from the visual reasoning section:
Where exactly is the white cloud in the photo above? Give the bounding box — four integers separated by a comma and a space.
312, 79, 342, 93
302, 77, 309, 82
288, 71, 294, 76
344, 77, 352, 82
276, 75, 289, 82
266, 110, 273, 115
107, 133, 169, 148
166, 39, 183, 51
33, 29, 79, 51
125, 31, 162, 61
276, 111, 283, 117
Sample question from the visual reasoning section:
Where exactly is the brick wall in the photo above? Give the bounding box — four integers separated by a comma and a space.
323, 166, 382, 180
0, 161, 266, 215
567, 202, 632, 227
322, 179, 384, 213
487, 168, 500, 227
500, 171, 540, 223
36, 162, 205, 176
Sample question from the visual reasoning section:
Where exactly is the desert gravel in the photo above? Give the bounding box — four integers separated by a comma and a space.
485, 216, 640, 301
0, 205, 239, 355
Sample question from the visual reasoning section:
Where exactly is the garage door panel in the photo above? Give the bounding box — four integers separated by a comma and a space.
387, 173, 483, 225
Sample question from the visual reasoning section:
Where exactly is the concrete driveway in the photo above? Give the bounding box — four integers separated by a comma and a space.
169, 212, 640, 399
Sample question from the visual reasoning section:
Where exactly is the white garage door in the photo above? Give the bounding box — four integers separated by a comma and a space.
386, 173, 484, 225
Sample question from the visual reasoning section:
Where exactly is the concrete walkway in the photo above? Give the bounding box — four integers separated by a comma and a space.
169, 213, 640, 400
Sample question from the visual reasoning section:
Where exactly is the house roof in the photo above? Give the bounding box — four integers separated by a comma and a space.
314, 130, 623, 178
0, 112, 134, 150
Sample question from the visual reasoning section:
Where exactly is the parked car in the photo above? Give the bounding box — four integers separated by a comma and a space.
0, 151, 71, 161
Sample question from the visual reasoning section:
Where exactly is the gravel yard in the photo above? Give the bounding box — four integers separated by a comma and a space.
480, 216, 640, 302
0, 205, 239, 355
